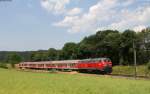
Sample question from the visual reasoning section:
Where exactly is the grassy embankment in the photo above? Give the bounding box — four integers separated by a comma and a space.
112, 65, 150, 77
0, 68, 150, 94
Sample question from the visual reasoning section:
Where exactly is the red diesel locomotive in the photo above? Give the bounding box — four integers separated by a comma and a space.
17, 58, 112, 74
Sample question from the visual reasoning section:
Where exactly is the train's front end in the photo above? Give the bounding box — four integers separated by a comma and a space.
97, 58, 112, 74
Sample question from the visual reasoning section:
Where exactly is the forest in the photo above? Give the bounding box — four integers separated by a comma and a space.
0, 28, 150, 66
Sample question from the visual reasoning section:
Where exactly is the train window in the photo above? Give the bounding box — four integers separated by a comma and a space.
107, 59, 111, 62
70, 63, 75, 67
68, 63, 72, 67
99, 60, 102, 62
62, 64, 67, 67
103, 58, 111, 62
38, 64, 44, 67
58, 64, 62, 67
46, 64, 51, 67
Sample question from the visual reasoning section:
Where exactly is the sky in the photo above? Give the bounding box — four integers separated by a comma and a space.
0, 0, 149, 51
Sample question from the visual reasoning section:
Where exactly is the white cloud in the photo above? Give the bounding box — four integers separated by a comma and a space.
53, 0, 150, 33
101, 6, 150, 31
67, 8, 82, 16
137, 7, 150, 22
41, 0, 70, 14
54, 0, 119, 33
133, 25, 146, 32
53, 16, 79, 27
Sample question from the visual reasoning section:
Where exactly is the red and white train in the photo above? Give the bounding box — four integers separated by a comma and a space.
17, 58, 112, 74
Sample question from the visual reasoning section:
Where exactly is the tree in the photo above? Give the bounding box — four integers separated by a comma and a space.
136, 27, 150, 64
6, 53, 22, 67
47, 48, 58, 60
30, 51, 48, 61
62, 42, 78, 59
102, 32, 121, 65
120, 30, 137, 65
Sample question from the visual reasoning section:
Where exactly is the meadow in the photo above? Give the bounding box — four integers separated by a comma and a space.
0, 68, 150, 94
112, 65, 150, 77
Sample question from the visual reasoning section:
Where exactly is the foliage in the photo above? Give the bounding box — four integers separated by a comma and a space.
0, 63, 8, 69
147, 61, 150, 70
47, 48, 58, 60
145, 61, 150, 77
6, 53, 22, 67
30, 51, 48, 61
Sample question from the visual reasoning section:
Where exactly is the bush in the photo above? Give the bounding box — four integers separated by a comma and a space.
145, 61, 150, 77
0, 63, 8, 69
147, 61, 150, 70
49, 69, 57, 73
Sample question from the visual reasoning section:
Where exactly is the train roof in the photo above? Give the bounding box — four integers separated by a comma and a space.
80, 58, 110, 61
19, 58, 110, 64
20, 60, 79, 64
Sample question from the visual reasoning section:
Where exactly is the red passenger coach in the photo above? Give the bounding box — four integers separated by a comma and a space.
18, 58, 112, 74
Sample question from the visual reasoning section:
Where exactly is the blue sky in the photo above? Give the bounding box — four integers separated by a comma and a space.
0, 0, 149, 51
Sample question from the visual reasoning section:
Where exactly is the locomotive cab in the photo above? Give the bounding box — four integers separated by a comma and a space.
100, 58, 112, 74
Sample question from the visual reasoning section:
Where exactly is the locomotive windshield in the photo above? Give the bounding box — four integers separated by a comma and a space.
80, 58, 111, 63
102, 58, 111, 62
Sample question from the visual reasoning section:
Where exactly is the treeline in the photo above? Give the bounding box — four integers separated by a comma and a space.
0, 28, 150, 66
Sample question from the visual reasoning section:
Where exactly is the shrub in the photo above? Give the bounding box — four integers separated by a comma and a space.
147, 61, 150, 70
0, 63, 8, 69
145, 61, 150, 77
49, 69, 57, 73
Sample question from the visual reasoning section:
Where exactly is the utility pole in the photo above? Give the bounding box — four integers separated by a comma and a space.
133, 40, 137, 78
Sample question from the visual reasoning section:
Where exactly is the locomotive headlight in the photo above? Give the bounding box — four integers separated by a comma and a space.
102, 62, 106, 66
98, 63, 101, 66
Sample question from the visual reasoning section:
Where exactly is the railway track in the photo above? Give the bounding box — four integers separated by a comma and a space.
110, 74, 148, 79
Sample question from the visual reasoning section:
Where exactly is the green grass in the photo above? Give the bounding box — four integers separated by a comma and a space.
0, 68, 150, 94
112, 65, 150, 77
